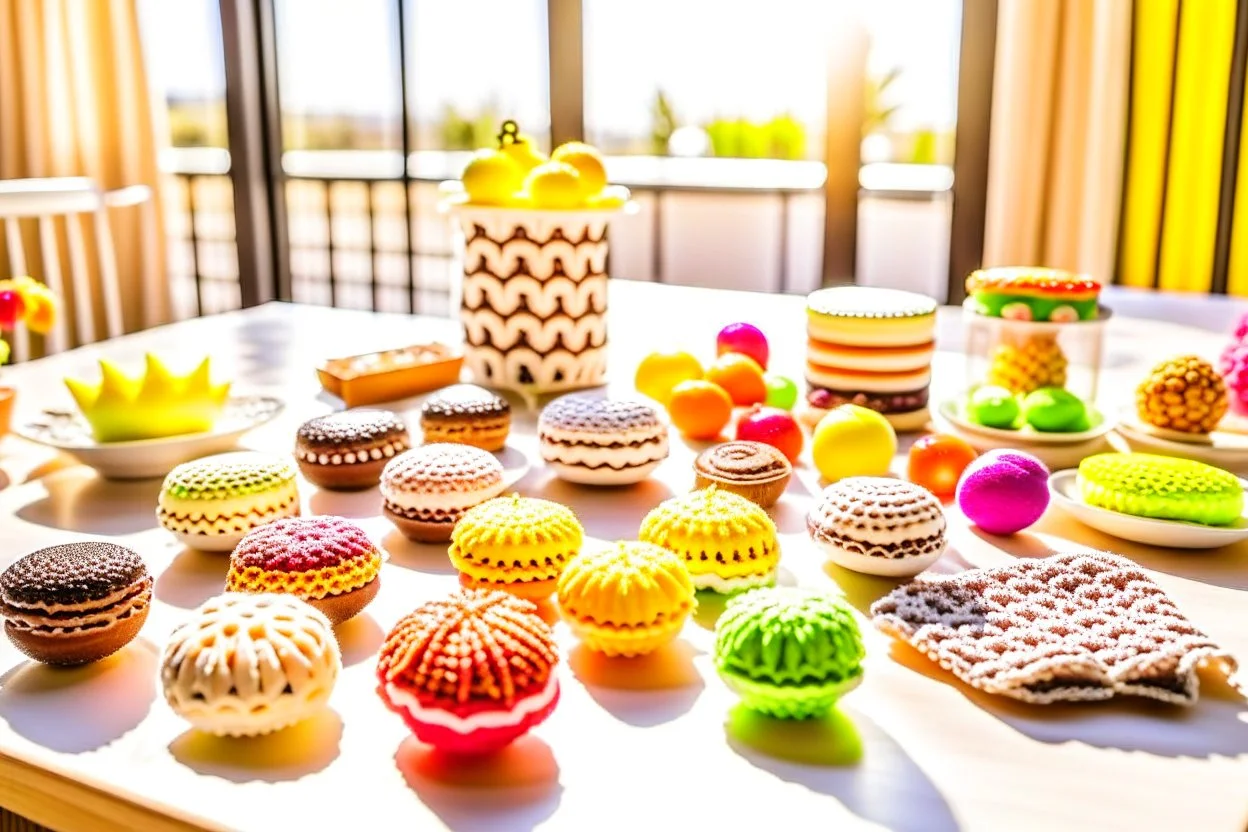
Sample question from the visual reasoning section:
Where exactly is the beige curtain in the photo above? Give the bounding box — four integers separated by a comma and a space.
982, 0, 1132, 282
0, 0, 170, 338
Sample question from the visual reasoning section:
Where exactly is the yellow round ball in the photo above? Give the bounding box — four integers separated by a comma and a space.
552, 141, 607, 198
525, 161, 583, 210
501, 135, 548, 173
462, 149, 524, 206
811, 404, 897, 481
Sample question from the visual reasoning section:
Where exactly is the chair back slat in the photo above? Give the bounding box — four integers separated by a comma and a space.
37, 216, 69, 353
3, 218, 29, 362
92, 207, 124, 340
64, 214, 96, 346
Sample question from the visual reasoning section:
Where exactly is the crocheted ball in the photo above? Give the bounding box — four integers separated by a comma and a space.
955, 449, 1050, 535
1219, 341, 1248, 417
1232, 312, 1248, 343
714, 587, 865, 719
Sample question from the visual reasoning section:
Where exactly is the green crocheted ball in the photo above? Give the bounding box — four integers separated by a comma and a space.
1077, 452, 1244, 526
162, 452, 297, 501
714, 587, 864, 719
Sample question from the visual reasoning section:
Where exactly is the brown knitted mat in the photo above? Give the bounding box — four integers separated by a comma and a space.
871, 552, 1240, 705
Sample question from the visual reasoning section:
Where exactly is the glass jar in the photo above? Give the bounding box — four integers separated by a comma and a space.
963, 305, 1110, 402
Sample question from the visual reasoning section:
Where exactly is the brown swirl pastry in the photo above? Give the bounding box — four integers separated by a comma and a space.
693, 441, 792, 507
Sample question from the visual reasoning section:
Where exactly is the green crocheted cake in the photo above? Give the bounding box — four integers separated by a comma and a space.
714, 587, 864, 719
1077, 453, 1244, 526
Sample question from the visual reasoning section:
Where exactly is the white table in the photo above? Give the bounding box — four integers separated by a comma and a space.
0, 282, 1245, 832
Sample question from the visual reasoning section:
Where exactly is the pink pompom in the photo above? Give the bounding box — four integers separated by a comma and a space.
1219, 341, 1248, 416
955, 449, 1050, 535
1232, 312, 1248, 343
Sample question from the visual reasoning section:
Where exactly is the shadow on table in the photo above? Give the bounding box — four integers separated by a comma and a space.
15, 469, 163, 536
336, 612, 384, 667
308, 485, 382, 519
169, 709, 343, 782
567, 640, 704, 726
889, 640, 1248, 759
689, 567, 798, 631
770, 496, 809, 535
531, 474, 673, 542
0, 640, 157, 753
395, 734, 562, 832
725, 703, 960, 832
154, 547, 229, 610
383, 530, 457, 576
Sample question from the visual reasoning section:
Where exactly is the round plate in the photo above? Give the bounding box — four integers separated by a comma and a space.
1114, 408, 1248, 469
1048, 469, 1248, 549
15, 395, 284, 480
494, 444, 531, 489
938, 397, 1113, 445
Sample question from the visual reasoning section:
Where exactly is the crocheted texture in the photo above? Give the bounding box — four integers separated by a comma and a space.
1, 543, 147, 607
1218, 340, 1248, 416
421, 384, 510, 420
806, 477, 946, 562
715, 587, 865, 718
380, 444, 504, 494
1077, 453, 1244, 526
161, 453, 296, 500
694, 441, 791, 485
556, 541, 695, 655
986, 337, 1067, 395
450, 495, 584, 585
639, 487, 779, 590
295, 410, 410, 462
806, 286, 937, 319
871, 552, 1239, 705
227, 517, 382, 599
161, 593, 340, 736
376, 589, 558, 713
539, 394, 663, 434
1136, 355, 1228, 434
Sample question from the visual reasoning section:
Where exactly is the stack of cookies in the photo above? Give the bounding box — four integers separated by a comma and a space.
802, 286, 938, 432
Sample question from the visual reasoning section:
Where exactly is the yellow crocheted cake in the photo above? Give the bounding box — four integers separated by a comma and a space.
557, 541, 696, 656
638, 486, 779, 593
450, 495, 584, 600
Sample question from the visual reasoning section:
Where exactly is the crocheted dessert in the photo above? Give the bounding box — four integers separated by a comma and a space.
227, 516, 383, 623
806, 477, 947, 577
556, 541, 696, 656
965, 267, 1101, 322
1077, 453, 1244, 526
1218, 340, 1248, 417
450, 495, 584, 599
420, 384, 511, 451
161, 593, 341, 736
986, 336, 1067, 395
380, 444, 506, 543
1136, 355, 1228, 434
871, 551, 1239, 705
295, 409, 410, 490
693, 441, 792, 508
538, 394, 669, 485
715, 587, 865, 719
158, 452, 300, 550
639, 486, 779, 593
376, 589, 559, 754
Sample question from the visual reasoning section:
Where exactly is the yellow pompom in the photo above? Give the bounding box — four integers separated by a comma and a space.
524, 161, 583, 210
552, 141, 607, 198
461, 149, 525, 206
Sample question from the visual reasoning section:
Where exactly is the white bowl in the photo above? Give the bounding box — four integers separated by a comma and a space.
1113, 409, 1248, 472
1047, 469, 1248, 549
15, 396, 284, 480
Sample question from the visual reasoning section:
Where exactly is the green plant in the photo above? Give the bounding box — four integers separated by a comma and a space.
864, 67, 902, 135
704, 115, 808, 160
650, 89, 679, 155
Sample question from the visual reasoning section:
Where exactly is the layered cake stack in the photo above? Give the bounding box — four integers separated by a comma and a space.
802, 287, 938, 432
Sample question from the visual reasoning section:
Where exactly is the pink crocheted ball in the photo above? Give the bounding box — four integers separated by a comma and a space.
1232, 312, 1248, 343
1219, 341, 1248, 417
955, 449, 1050, 535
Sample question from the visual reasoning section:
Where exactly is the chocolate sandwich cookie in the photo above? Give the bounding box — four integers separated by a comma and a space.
380, 443, 507, 542
694, 441, 792, 508
807, 477, 947, 577
420, 384, 511, 451
1, 542, 152, 665
296, 409, 411, 491
538, 394, 669, 485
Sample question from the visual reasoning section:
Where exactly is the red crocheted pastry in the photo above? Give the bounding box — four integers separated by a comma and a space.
376, 589, 560, 754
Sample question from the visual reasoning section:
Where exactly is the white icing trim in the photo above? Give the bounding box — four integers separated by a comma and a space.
692, 571, 776, 593
380, 479, 506, 512
385, 673, 558, 734
539, 439, 668, 468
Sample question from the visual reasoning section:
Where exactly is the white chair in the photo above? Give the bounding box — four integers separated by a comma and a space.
0, 177, 151, 361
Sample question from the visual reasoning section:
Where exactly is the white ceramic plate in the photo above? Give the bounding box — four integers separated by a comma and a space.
1114, 408, 1248, 470
938, 397, 1113, 445
1047, 469, 1248, 549
15, 396, 284, 480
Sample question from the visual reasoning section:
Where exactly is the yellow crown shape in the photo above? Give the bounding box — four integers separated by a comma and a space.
65, 354, 231, 442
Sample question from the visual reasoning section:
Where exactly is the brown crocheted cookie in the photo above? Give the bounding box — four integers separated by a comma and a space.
871, 551, 1239, 705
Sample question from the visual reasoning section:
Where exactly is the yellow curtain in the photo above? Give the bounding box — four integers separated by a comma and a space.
982, 0, 1132, 282
0, 0, 170, 337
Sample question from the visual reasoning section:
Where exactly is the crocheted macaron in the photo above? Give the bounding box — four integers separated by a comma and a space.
807, 477, 947, 577
715, 587, 865, 719
639, 486, 779, 593
295, 409, 411, 490
380, 443, 506, 543
450, 495, 584, 600
376, 589, 559, 754
694, 441, 792, 507
0, 543, 152, 666
420, 384, 511, 451
538, 394, 669, 485
1077, 452, 1244, 526
226, 516, 383, 624
556, 541, 696, 656
162, 593, 340, 737
158, 452, 300, 552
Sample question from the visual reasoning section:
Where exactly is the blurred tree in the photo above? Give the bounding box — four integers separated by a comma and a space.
863, 66, 902, 135
650, 89, 679, 155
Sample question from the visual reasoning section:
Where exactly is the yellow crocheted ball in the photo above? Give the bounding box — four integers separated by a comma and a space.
557, 541, 696, 656
638, 486, 779, 593
450, 495, 584, 600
